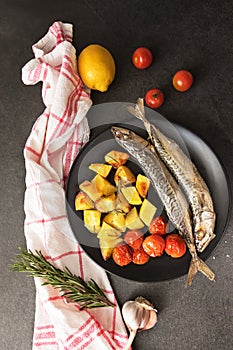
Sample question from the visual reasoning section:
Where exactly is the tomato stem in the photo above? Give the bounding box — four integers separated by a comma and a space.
152, 92, 161, 99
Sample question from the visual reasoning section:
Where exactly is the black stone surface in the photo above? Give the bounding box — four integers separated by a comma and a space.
1, 1, 233, 349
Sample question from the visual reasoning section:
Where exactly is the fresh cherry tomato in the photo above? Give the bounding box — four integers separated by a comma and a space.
124, 230, 144, 250
165, 233, 186, 258
132, 247, 150, 265
172, 70, 193, 92
149, 216, 167, 235
132, 47, 153, 69
142, 235, 165, 257
112, 244, 132, 266
145, 88, 164, 109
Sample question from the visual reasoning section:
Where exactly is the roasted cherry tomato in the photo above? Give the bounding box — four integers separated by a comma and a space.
149, 216, 167, 235
145, 88, 164, 109
112, 244, 132, 266
142, 235, 165, 257
132, 247, 150, 265
124, 230, 144, 250
132, 47, 153, 69
172, 70, 193, 92
165, 233, 186, 258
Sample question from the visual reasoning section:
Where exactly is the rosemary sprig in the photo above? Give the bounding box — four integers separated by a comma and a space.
10, 248, 115, 309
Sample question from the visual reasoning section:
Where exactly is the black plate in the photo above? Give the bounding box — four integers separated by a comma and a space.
66, 122, 231, 282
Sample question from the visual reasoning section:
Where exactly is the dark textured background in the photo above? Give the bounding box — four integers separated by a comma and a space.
1, 0, 233, 349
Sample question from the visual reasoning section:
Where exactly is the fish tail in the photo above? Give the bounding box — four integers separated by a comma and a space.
186, 256, 216, 286
128, 98, 152, 137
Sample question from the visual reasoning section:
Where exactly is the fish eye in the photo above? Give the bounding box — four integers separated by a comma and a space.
114, 130, 121, 137
197, 229, 205, 239
123, 130, 131, 139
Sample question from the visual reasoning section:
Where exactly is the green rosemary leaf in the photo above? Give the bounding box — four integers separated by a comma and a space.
10, 248, 115, 309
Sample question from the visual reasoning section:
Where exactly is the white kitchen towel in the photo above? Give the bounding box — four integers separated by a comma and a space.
22, 21, 129, 349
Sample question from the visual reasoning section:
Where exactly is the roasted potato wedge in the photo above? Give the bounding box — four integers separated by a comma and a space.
79, 180, 102, 201
75, 191, 94, 210
83, 209, 101, 234
125, 207, 144, 230
114, 166, 136, 186
139, 198, 157, 226
136, 174, 150, 198
92, 174, 116, 196
95, 194, 116, 213
88, 163, 112, 178
115, 191, 131, 213
103, 211, 126, 232
99, 241, 114, 261
105, 150, 129, 168
99, 237, 123, 261
98, 221, 123, 261
121, 186, 142, 205
97, 222, 121, 240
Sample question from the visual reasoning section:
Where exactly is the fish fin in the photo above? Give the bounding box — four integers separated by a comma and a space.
186, 258, 198, 286
196, 232, 216, 253
186, 256, 215, 287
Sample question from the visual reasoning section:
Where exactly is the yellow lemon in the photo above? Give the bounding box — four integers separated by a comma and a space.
78, 44, 116, 92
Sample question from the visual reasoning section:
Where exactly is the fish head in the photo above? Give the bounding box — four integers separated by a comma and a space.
111, 126, 132, 139
111, 126, 148, 154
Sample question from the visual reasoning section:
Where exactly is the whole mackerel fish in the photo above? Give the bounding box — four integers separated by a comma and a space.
111, 126, 215, 286
128, 99, 216, 253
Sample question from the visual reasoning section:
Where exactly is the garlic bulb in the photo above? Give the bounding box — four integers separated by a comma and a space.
122, 296, 157, 349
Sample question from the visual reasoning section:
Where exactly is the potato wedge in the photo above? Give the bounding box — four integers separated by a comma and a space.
83, 209, 101, 233
89, 163, 112, 178
75, 192, 94, 210
98, 221, 123, 261
97, 222, 121, 240
99, 241, 114, 261
126, 207, 144, 230
115, 191, 131, 213
139, 198, 157, 226
121, 186, 142, 205
79, 180, 102, 201
99, 237, 123, 261
114, 166, 136, 186
92, 174, 116, 196
136, 174, 150, 198
103, 211, 126, 232
94, 194, 116, 213
105, 150, 129, 168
